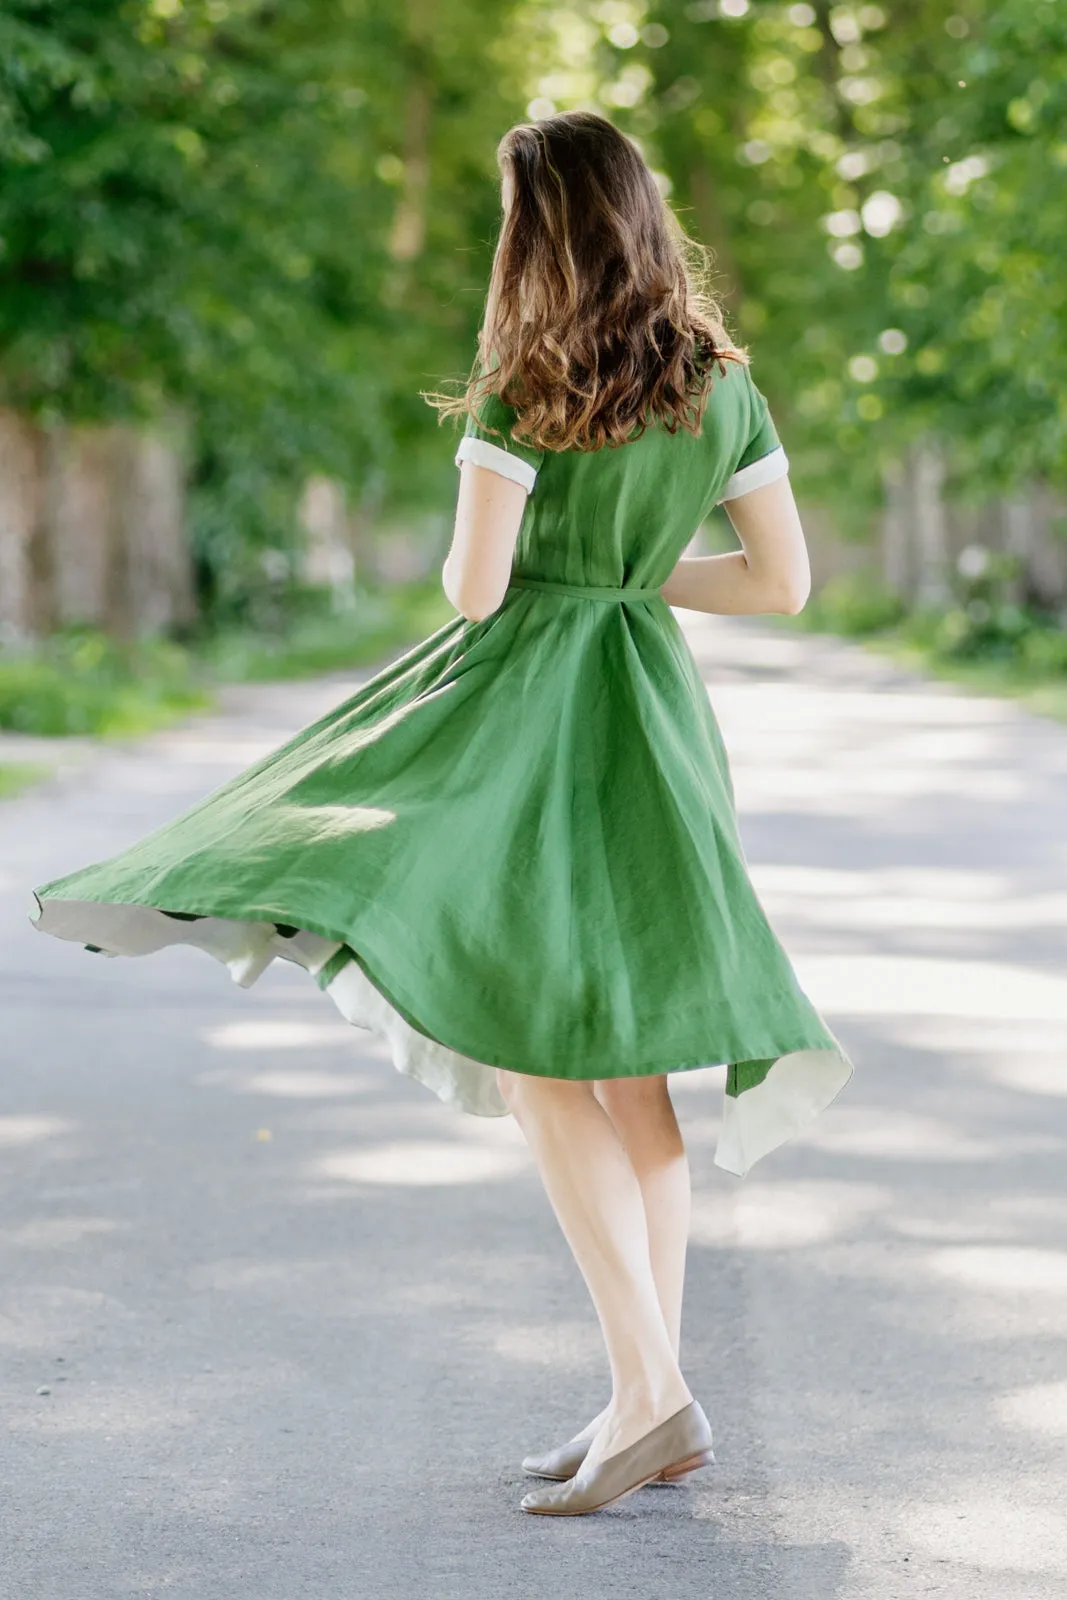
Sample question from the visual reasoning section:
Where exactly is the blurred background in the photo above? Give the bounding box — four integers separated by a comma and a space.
1, 0, 1065, 752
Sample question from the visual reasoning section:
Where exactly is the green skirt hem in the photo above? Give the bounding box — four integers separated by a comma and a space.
30, 888, 854, 1175
30, 885, 838, 1083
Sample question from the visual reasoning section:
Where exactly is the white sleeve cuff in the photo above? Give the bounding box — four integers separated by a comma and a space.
718, 445, 789, 503
455, 435, 537, 493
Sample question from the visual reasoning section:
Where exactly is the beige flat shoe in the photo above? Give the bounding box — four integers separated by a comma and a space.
520, 1400, 715, 1515
521, 1433, 701, 1484
521, 1437, 592, 1482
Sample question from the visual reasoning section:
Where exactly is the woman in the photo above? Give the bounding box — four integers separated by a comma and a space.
31, 111, 853, 1515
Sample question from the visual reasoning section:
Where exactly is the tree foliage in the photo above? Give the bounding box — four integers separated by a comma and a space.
619, 0, 1067, 507
1, 0, 1064, 615
0, 0, 524, 612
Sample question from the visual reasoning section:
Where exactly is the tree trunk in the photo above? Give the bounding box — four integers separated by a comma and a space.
387, 76, 433, 267
114, 423, 195, 635
299, 475, 355, 590
1002, 487, 1067, 609
348, 471, 388, 582
1001, 493, 1036, 605
911, 440, 951, 608
1, 410, 193, 639
47, 425, 120, 628
881, 457, 910, 596
0, 409, 49, 637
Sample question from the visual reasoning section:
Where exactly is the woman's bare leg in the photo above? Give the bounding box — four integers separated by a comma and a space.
534, 1074, 691, 1452
595, 1074, 690, 1357
496, 1068, 691, 1470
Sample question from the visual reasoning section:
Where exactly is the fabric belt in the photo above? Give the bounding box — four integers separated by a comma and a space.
508, 577, 661, 602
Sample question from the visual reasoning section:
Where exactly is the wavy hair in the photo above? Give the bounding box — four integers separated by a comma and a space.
426, 111, 744, 452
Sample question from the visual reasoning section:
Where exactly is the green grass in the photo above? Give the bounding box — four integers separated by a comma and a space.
0, 631, 209, 739
0, 761, 52, 799
865, 635, 1067, 724
0, 581, 453, 740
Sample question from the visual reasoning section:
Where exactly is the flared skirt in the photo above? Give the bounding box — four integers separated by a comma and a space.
31, 594, 853, 1176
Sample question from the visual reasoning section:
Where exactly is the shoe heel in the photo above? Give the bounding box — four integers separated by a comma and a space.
660, 1447, 716, 1482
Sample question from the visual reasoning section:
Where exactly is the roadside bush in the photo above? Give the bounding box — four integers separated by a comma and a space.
913, 546, 1067, 673
800, 570, 907, 636
0, 582, 452, 738
0, 632, 207, 738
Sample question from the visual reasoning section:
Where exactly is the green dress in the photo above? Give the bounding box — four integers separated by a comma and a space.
30, 359, 852, 1176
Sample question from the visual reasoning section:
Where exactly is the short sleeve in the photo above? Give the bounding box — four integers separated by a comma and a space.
717, 368, 789, 503
454, 385, 545, 495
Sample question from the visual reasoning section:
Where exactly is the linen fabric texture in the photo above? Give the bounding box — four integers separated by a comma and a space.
31, 359, 852, 1176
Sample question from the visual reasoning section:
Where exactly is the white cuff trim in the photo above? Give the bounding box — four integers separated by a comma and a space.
718, 445, 789, 503
455, 435, 537, 493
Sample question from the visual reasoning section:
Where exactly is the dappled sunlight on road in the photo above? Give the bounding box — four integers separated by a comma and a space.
0, 1216, 122, 1250
481, 1320, 605, 1372
997, 1379, 1067, 1439
752, 862, 1067, 932
687, 619, 1067, 875
798, 1104, 1005, 1161
980, 1057, 1067, 1098
903, 1497, 1067, 1578
8, 1381, 198, 1438
196, 1065, 378, 1099
731, 699, 1029, 811
690, 1180, 890, 1250
0, 1114, 77, 1146
878, 1014, 1065, 1059
926, 1245, 1067, 1296
3, 616, 1066, 1596
0, 1284, 131, 1353
883, 1191, 1067, 1242
7, 1360, 305, 1447
796, 952, 1067, 1022
313, 1139, 527, 1187
666, 625, 1067, 1589
203, 1018, 362, 1051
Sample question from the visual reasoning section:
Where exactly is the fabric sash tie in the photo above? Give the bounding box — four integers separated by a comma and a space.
508, 577, 662, 602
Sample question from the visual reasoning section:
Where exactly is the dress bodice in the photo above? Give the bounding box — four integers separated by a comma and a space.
454, 359, 788, 593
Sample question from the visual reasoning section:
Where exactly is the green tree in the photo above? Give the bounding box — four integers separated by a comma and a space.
0, 0, 529, 617
619, 1, 1066, 506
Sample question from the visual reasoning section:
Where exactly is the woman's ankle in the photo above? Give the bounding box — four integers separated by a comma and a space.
609, 1374, 692, 1424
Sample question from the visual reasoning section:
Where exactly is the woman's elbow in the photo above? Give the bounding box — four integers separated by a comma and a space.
457, 599, 497, 622
441, 563, 502, 623
769, 558, 812, 615
777, 576, 811, 615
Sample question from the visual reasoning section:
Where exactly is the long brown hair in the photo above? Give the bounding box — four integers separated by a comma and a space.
426, 111, 744, 452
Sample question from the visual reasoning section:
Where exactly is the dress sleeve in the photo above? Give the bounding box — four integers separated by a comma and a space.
717, 368, 790, 503
454, 386, 545, 495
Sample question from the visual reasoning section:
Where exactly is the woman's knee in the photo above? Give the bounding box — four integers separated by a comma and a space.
495, 1067, 592, 1117
596, 1073, 671, 1118
596, 1074, 679, 1142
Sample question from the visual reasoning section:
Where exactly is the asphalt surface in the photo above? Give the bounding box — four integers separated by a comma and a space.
2, 611, 1066, 1600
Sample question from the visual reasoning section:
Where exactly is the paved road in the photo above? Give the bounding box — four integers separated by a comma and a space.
2, 613, 1066, 1600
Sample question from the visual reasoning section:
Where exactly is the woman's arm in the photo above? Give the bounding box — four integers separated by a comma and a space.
442, 461, 528, 621
660, 477, 811, 616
